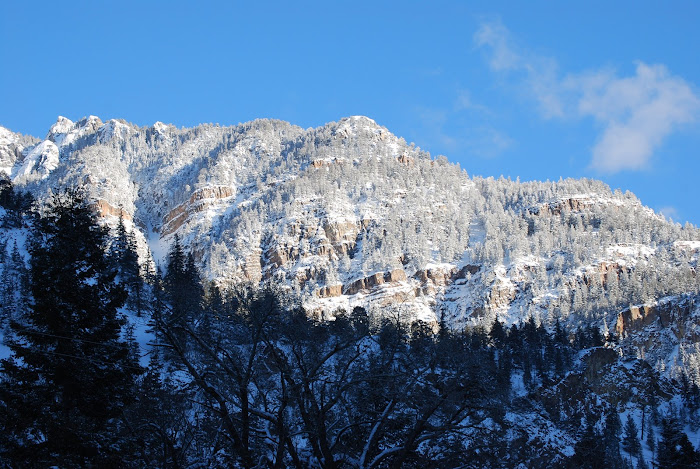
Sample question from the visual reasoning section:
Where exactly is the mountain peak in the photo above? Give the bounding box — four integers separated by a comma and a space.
47, 116, 74, 141
152, 121, 174, 134
75, 115, 103, 129
344, 115, 377, 124
335, 115, 381, 131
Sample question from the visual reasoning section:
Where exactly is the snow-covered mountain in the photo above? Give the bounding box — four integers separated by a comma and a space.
4, 115, 700, 467
1, 115, 699, 375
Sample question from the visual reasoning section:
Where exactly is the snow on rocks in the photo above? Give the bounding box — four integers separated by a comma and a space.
13, 140, 59, 182
2, 115, 699, 340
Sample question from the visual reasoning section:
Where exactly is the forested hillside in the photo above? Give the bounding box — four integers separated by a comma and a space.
1, 116, 700, 466
0, 177, 698, 467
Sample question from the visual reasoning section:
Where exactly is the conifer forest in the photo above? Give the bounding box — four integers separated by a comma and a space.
0, 181, 699, 468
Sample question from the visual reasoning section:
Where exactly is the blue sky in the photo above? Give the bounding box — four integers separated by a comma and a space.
2, 1, 699, 224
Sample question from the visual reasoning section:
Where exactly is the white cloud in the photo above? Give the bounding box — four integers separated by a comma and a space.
455, 89, 475, 111
416, 107, 456, 149
475, 20, 700, 173
575, 63, 700, 172
473, 21, 521, 72
474, 20, 565, 118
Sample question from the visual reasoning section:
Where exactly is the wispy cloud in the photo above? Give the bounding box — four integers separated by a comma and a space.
573, 63, 700, 172
475, 20, 700, 173
416, 107, 457, 151
473, 21, 521, 72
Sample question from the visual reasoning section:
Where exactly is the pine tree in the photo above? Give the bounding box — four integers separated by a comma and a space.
0, 241, 28, 327
657, 416, 699, 469
553, 318, 568, 345
603, 409, 624, 468
163, 235, 203, 324
489, 318, 507, 347
0, 173, 12, 208
111, 211, 143, 314
0, 176, 33, 227
0, 189, 141, 466
621, 415, 642, 457
571, 418, 606, 468
646, 419, 656, 465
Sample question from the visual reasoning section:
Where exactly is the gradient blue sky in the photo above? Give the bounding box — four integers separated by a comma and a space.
2, 1, 699, 224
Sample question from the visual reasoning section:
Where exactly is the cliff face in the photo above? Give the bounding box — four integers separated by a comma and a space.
1, 116, 699, 341
611, 295, 700, 379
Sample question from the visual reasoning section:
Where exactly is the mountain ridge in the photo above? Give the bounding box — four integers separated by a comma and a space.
1, 115, 700, 380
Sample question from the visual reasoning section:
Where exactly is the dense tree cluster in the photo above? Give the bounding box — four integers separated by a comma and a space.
0, 189, 141, 465
0, 187, 699, 467
0, 174, 33, 228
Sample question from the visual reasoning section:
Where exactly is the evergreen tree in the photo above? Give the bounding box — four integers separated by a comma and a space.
0, 189, 141, 466
602, 409, 624, 468
553, 317, 568, 346
489, 317, 507, 347
657, 416, 699, 469
0, 241, 28, 327
621, 415, 642, 457
0, 173, 11, 208
646, 420, 656, 465
111, 211, 143, 313
0, 176, 33, 227
163, 234, 203, 324
571, 418, 606, 469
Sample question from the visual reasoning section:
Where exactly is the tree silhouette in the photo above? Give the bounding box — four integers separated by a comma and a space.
0, 189, 141, 466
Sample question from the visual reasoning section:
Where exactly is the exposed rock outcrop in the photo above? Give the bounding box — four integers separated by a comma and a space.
322, 220, 359, 255
487, 280, 517, 310
414, 265, 457, 295
529, 197, 595, 217
163, 186, 234, 235
342, 269, 407, 295
539, 348, 673, 412
615, 300, 694, 338
94, 200, 132, 221
397, 153, 413, 166
318, 284, 343, 298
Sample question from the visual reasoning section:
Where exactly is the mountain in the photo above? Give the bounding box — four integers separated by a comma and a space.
1, 115, 700, 377
3, 115, 700, 467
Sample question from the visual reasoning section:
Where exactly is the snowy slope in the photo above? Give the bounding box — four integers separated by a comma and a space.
2, 115, 698, 335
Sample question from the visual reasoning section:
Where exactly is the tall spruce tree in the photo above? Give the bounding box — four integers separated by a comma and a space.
570, 418, 606, 469
163, 234, 203, 323
602, 409, 624, 468
0, 176, 33, 228
111, 211, 143, 314
0, 189, 141, 466
621, 415, 641, 458
0, 241, 28, 327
